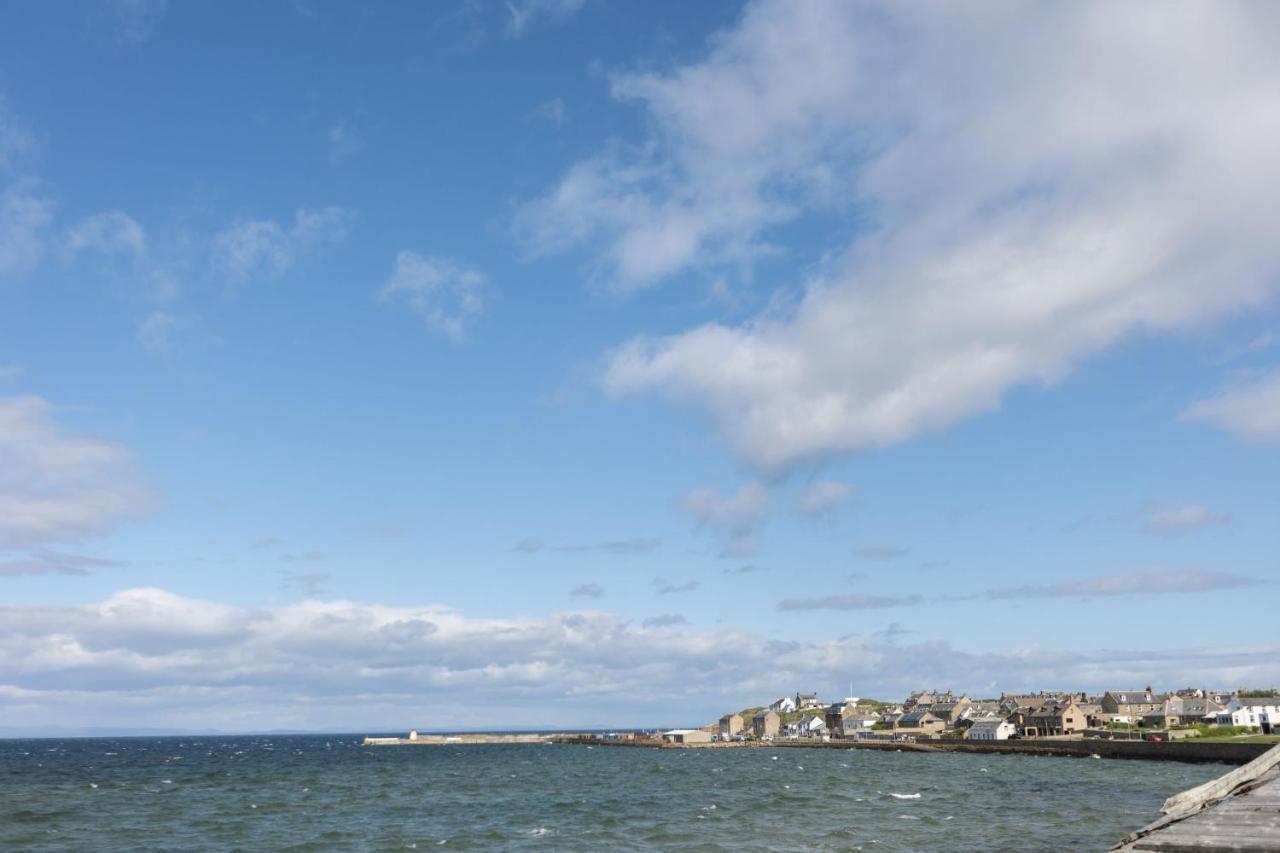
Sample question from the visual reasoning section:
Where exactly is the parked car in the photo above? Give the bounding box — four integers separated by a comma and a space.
1144, 733, 1166, 742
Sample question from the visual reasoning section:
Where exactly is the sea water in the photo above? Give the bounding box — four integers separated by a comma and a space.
0, 735, 1226, 850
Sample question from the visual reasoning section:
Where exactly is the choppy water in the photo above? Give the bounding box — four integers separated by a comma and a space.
0, 735, 1227, 850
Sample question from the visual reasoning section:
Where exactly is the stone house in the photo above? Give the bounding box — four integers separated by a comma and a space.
894, 709, 946, 734
719, 713, 744, 739
753, 709, 781, 738
1101, 689, 1165, 721
930, 696, 972, 726
795, 692, 823, 710
1021, 701, 1087, 736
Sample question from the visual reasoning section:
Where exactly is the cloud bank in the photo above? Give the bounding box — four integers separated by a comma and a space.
1, 587, 1274, 731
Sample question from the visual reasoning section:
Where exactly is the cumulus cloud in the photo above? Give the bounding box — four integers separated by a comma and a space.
681, 481, 769, 558
778, 593, 923, 612
1182, 369, 1280, 443
642, 613, 686, 629
0, 587, 1274, 730
0, 396, 153, 547
570, 583, 604, 598
1141, 505, 1229, 535
513, 0, 1280, 471
987, 569, 1261, 600
378, 251, 486, 341
66, 211, 146, 261
213, 206, 354, 281
794, 480, 853, 516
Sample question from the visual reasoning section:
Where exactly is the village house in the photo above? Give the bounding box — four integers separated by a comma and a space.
1217, 697, 1280, 733
753, 709, 781, 739
769, 696, 797, 713
1141, 696, 1225, 729
1101, 689, 1166, 722
825, 703, 878, 737
784, 715, 827, 738
892, 709, 946, 734
1020, 700, 1088, 737
967, 717, 1018, 741
718, 713, 744, 739
930, 696, 972, 725
662, 729, 712, 744
795, 692, 823, 710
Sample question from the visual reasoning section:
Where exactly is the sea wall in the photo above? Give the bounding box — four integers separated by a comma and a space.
776, 738, 1270, 765
550, 735, 1271, 765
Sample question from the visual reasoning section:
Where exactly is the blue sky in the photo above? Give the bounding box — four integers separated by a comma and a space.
1, 0, 1278, 732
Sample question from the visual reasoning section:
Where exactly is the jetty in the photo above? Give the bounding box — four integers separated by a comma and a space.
363, 730, 563, 746
1114, 743, 1280, 851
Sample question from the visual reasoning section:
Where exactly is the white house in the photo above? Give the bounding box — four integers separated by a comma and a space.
1217, 697, 1280, 732
967, 717, 1017, 741
769, 695, 798, 713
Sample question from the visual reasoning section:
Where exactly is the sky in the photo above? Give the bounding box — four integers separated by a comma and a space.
1, 0, 1278, 734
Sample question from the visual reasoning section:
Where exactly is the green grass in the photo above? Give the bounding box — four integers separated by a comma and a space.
1190, 734, 1280, 744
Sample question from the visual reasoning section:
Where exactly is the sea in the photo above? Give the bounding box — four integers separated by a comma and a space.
0, 734, 1227, 851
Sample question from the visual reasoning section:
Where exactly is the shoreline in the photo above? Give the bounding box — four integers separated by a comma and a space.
544, 734, 1271, 765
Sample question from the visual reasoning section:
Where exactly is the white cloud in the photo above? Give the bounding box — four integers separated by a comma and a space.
681, 481, 769, 558
795, 480, 852, 515
505, 0, 584, 36
0, 586, 1273, 730
515, 0, 1280, 471
137, 311, 179, 353
1182, 369, 1280, 443
0, 100, 51, 278
0, 396, 153, 548
531, 97, 567, 126
0, 99, 34, 170
378, 251, 486, 341
213, 206, 354, 282
0, 188, 52, 277
327, 121, 364, 163
66, 211, 146, 261
1141, 505, 1229, 535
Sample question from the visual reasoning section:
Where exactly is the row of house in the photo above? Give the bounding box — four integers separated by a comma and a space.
711, 688, 1278, 745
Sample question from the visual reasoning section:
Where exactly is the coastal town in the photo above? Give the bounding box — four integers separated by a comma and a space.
652, 687, 1280, 746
